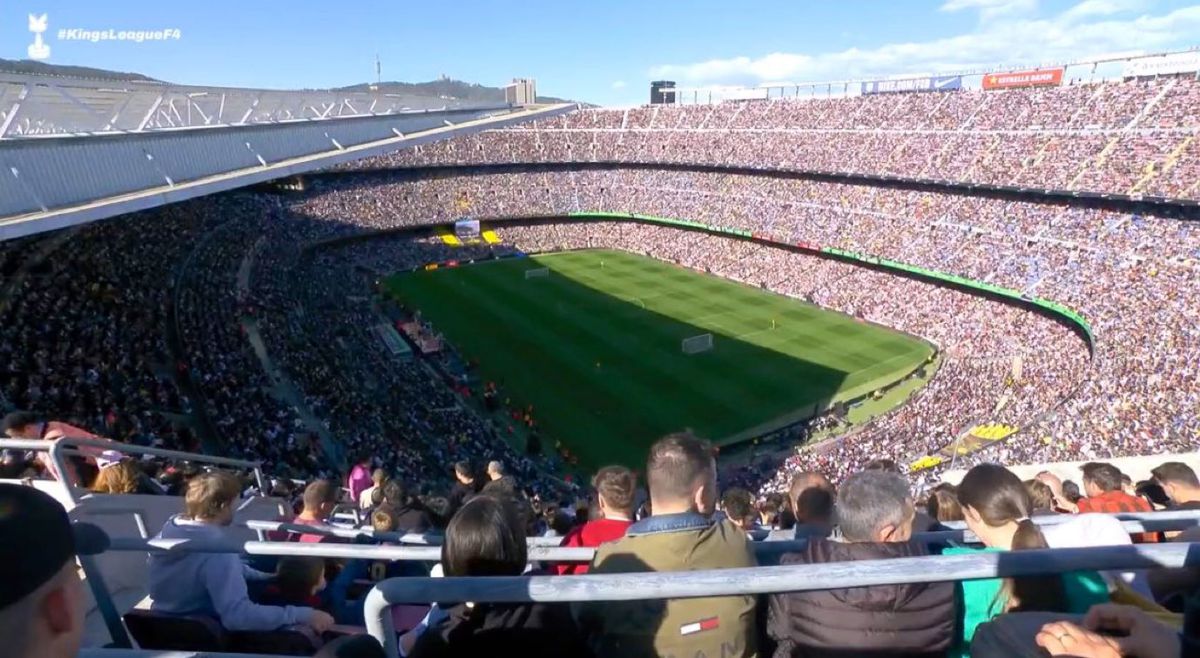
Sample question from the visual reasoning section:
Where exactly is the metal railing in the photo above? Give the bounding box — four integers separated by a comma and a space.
245, 519, 569, 547
80, 651, 277, 658
245, 510, 1200, 550
76, 508, 1200, 656
363, 542, 1200, 658
0, 437, 266, 507
105, 511, 1200, 566
104, 536, 596, 563
938, 509, 1200, 529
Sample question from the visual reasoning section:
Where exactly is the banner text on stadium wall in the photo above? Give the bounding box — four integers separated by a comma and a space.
982, 67, 1064, 90
860, 75, 962, 94
1123, 52, 1200, 78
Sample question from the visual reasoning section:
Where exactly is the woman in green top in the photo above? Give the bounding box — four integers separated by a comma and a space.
950, 463, 1110, 657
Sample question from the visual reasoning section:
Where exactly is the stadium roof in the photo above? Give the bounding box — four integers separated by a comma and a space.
0, 99, 577, 240
0, 71, 511, 139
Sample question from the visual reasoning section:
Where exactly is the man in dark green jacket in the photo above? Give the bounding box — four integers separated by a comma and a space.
576, 431, 758, 658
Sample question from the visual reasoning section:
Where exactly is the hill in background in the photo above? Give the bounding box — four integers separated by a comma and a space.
336, 76, 576, 105
0, 59, 580, 103
0, 57, 161, 82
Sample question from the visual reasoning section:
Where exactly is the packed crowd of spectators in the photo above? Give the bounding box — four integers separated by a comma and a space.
356, 75, 1200, 200
0, 204, 220, 453
174, 196, 330, 478
0, 190, 570, 496
293, 165, 1200, 493
5, 84, 1199, 510
248, 221, 567, 498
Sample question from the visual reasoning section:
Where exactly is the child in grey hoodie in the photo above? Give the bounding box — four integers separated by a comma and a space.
146, 471, 334, 633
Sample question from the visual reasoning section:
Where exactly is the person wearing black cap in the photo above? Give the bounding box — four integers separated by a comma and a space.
0, 483, 110, 658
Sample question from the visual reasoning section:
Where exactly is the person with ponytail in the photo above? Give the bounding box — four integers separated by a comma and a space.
948, 463, 1111, 657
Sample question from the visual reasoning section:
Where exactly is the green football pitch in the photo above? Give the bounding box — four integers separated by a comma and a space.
384, 249, 933, 469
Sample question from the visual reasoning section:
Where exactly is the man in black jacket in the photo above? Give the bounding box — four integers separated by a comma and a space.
767, 470, 955, 658
446, 461, 478, 518
481, 460, 517, 496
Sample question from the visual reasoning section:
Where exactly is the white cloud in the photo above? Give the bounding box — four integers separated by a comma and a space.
649, 1, 1200, 87
611, 80, 627, 90
1059, 0, 1150, 22
940, 0, 1040, 19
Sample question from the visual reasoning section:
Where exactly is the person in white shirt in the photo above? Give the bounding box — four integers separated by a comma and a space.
358, 468, 388, 509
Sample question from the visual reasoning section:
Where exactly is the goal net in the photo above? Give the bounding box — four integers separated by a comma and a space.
681, 333, 714, 355
524, 267, 550, 279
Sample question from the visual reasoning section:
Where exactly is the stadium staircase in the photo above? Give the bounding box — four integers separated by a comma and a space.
1125, 79, 1177, 130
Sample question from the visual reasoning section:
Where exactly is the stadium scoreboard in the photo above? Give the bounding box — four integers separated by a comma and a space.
455, 218, 481, 241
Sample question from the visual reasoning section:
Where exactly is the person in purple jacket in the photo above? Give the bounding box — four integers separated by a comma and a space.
347, 453, 374, 507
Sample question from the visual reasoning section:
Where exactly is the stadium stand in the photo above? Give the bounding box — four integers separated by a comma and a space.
3, 53, 1200, 658
364, 76, 1200, 201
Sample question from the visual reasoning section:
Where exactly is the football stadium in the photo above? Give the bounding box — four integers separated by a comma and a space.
2, 4, 1200, 657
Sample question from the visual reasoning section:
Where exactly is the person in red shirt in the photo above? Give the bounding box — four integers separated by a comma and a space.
290, 479, 341, 543
555, 465, 636, 575
1040, 463, 1158, 543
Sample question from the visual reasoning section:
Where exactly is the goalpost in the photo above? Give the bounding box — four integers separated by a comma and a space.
681, 333, 714, 355
524, 267, 549, 280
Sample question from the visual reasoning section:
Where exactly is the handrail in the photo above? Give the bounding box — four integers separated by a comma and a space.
243, 520, 570, 547
243, 512, 1200, 550
938, 509, 1200, 529
0, 437, 266, 507
80, 651, 275, 658
364, 542, 1200, 658
126, 515, 1200, 565
103, 536, 597, 562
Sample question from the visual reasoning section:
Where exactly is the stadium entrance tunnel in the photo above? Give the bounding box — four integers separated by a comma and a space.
383, 248, 932, 470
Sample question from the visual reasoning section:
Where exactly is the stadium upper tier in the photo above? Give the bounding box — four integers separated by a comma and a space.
354, 76, 1200, 202
0, 71, 510, 139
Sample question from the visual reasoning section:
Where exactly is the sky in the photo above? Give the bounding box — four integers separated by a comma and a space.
2, 0, 1199, 106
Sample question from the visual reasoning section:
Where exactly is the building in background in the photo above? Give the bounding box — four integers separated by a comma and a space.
651, 80, 676, 104
505, 78, 538, 105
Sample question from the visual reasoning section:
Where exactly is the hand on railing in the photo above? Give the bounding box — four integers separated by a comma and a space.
1036, 605, 1181, 658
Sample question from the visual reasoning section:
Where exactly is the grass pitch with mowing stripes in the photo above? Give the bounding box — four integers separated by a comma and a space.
384, 249, 932, 469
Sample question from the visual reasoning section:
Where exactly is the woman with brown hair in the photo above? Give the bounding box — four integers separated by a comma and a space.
947, 463, 1110, 657
91, 459, 141, 494
925, 482, 964, 524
